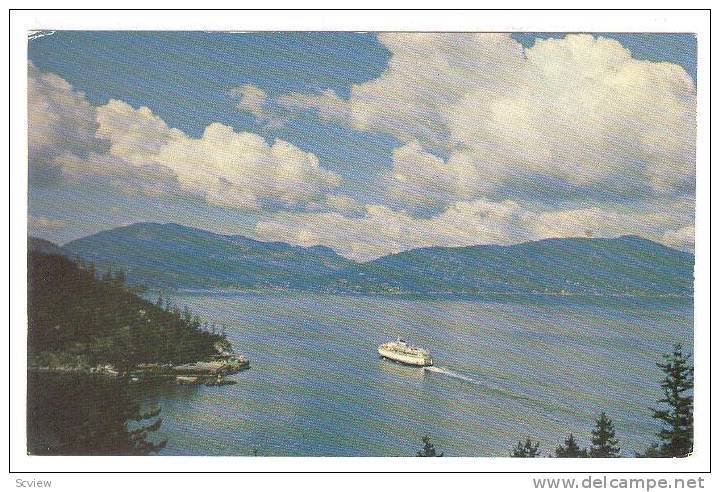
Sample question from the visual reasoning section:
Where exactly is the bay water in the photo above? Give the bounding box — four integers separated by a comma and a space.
134, 292, 693, 457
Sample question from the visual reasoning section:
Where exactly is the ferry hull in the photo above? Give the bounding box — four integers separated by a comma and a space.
378, 347, 433, 367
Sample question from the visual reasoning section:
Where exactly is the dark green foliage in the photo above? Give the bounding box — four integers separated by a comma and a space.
650, 344, 693, 457
512, 438, 541, 457
27, 372, 167, 455
555, 433, 588, 458
636, 443, 661, 458
28, 236, 68, 256
127, 406, 168, 455
416, 436, 444, 457
28, 251, 227, 368
589, 412, 620, 457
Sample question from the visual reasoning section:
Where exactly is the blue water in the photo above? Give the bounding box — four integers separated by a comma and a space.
140, 292, 692, 457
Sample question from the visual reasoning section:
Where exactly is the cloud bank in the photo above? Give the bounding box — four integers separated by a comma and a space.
29, 33, 696, 259
254, 33, 696, 258
281, 34, 695, 207
29, 63, 344, 212
255, 199, 694, 262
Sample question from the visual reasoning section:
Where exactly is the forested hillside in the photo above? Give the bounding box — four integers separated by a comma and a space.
28, 250, 228, 369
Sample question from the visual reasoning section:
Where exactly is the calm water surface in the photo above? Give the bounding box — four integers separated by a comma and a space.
132, 292, 692, 457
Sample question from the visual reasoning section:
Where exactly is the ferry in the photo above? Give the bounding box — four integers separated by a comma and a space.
378, 338, 433, 367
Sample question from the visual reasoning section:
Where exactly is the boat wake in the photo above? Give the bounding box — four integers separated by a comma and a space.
423, 366, 479, 384
424, 366, 539, 403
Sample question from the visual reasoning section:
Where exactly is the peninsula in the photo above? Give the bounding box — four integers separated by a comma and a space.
27, 245, 249, 385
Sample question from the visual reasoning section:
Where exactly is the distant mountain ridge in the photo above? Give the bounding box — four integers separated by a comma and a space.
33, 222, 693, 297
59, 222, 353, 290
347, 235, 693, 296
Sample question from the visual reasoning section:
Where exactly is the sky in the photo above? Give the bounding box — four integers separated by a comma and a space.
27, 31, 696, 261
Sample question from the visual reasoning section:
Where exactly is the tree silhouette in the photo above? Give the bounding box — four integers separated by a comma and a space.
555, 433, 588, 458
28, 373, 167, 455
416, 436, 444, 457
589, 412, 620, 457
512, 438, 541, 457
125, 406, 168, 455
649, 343, 694, 457
636, 443, 661, 458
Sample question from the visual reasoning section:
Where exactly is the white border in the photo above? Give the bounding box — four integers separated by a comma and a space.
5, 8, 712, 478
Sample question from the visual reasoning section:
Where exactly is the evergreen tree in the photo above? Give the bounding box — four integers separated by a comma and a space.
555, 433, 588, 458
27, 373, 167, 456
416, 436, 444, 457
182, 306, 192, 323
512, 438, 541, 457
112, 268, 127, 288
87, 262, 97, 280
125, 406, 168, 455
636, 443, 661, 458
589, 412, 620, 457
651, 343, 693, 457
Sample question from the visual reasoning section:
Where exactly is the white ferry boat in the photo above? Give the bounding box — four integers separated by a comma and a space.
378, 338, 433, 367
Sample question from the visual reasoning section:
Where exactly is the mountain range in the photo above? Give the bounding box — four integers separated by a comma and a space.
31, 222, 694, 297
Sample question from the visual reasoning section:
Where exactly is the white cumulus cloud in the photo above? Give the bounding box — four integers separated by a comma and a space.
279, 33, 695, 211
256, 33, 695, 257
229, 84, 286, 129
446, 34, 695, 201
276, 89, 351, 125
350, 33, 524, 152
29, 64, 343, 212
28, 61, 106, 179
229, 84, 268, 118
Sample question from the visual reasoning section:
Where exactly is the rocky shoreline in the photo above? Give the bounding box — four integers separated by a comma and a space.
29, 354, 250, 386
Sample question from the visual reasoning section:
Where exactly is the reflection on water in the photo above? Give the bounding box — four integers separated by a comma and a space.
27, 372, 167, 455
378, 359, 426, 380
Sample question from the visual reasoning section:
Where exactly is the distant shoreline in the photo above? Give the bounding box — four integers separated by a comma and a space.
158, 288, 694, 302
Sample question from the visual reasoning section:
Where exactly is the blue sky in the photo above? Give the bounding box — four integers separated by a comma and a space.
27, 32, 697, 259
29, 32, 396, 189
